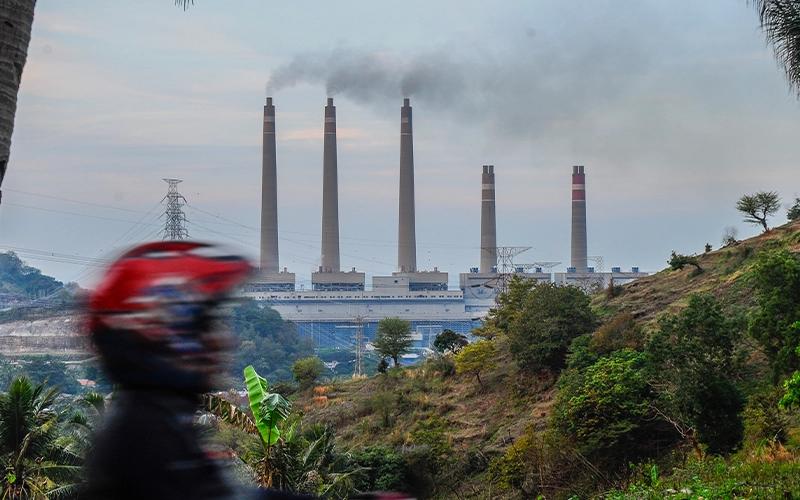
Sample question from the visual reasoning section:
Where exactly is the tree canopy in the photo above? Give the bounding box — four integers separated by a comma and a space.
373, 317, 413, 367
736, 191, 781, 232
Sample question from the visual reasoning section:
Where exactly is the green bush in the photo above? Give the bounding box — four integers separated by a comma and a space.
351, 445, 407, 492
552, 350, 674, 472
747, 249, 800, 381
646, 294, 745, 455
292, 356, 325, 390
490, 280, 596, 372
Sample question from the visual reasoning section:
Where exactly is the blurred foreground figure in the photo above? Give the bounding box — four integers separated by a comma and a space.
83, 241, 309, 500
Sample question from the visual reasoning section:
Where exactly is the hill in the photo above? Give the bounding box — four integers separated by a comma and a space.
593, 218, 800, 325
294, 219, 800, 498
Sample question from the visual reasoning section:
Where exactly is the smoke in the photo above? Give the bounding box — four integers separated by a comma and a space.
265, 32, 650, 139
267, 48, 467, 107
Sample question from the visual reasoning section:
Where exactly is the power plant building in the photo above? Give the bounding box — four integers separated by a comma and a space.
243, 98, 648, 356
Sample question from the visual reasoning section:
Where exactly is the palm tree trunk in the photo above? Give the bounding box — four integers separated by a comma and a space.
0, 0, 37, 204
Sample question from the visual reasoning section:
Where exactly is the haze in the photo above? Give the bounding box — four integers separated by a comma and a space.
1, 0, 798, 288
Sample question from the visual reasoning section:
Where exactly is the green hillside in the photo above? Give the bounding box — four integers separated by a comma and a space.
0, 251, 64, 299
294, 219, 800, 499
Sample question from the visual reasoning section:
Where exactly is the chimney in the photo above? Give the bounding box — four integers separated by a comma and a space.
260, 97, 279, 274
320, 97, 340, 273
480, 165, 497, 273
571, 165, 588, 272
398, 97, 417, 272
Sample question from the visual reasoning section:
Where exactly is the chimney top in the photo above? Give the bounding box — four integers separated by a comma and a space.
266, 97, 273, 106
573, 165, 585, 174
327, 97, 334, 106
403, 97, 410, 106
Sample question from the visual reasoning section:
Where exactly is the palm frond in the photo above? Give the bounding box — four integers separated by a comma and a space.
175, 0, 194, 10
752, 0, 800, 96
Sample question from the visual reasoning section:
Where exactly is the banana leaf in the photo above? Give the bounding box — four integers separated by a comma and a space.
243, 365, 290, 446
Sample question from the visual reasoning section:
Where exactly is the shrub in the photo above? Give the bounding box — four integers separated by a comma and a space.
351, 445, 407, 492
291, 356, 324, 390
590, 313, 642, 354
498, 281, 596, 372
647, 294, 745, 454
454, 340, 497, 387
552, 350, 674, 472
748, 249, 800, 380
433, 329, 468, 354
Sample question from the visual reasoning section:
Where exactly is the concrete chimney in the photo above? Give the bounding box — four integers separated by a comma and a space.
571, 165, 588, 272
480, 165, 497, 273
320, 97, 340, 273
260, 97, 279, 274
398, 97, 417, 272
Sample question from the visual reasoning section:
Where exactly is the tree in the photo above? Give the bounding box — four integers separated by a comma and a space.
454, 340, 497, 387
788, 197, 800, 221
753, 0, 800, 97
292, 356, 324, 390
0, 377, 82, 498
668, 251, 703, 273
373, 317, 413, 367
205, 366, 360, 495
748, 249, 800, 380
432, 329, 468, 354
493, 281, 596, 372
552, 350, 674, 472
722, 226, 738, 246
646, 294, 744, 454
736, 191, 781, 232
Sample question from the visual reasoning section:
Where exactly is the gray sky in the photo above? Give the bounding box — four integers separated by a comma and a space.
1, 0, 798, 288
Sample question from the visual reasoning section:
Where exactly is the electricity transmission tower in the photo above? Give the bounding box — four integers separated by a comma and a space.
162, 178, 189, 240
353, 315, 365, 378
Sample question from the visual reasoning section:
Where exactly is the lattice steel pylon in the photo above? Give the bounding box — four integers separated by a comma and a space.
494, 246, 531, 294
353, 315, 365, 378
162, 178, 189, 240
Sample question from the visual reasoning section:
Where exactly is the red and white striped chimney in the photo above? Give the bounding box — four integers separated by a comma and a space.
570, 165, 588, 272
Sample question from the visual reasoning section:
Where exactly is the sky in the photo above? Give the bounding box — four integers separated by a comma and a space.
0, 0, 798, 289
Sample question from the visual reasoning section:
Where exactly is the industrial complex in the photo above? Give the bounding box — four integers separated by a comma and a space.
242, 97, 647, 356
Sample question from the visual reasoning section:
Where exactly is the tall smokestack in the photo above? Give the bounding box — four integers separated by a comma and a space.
320, 97, 340, 273
571, 165, 588, 272
398, 97, 416, 272
260, 97, 279, 274
480, 165, 497, 273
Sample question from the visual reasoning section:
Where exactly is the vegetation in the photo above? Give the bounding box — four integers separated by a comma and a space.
454, 340, 496, 388
789, 197, 800, 221
487, 279, 596, 372
228, 299, 314, 383
722, 225, 738, 246
754, 0, 800, 97
747, 248, 800, 380
292, 356, 325, 390
205, 365, 360, 497
373, 317, 413, 367
432, 329, 468, 354
668, 250, 703, 273
0, 377, 93, 499
737, 191, 781, 232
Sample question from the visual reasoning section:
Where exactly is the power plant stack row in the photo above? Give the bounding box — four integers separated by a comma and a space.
246, 96, 648, 353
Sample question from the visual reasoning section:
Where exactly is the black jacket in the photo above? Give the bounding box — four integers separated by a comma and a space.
83, 390, 308, 500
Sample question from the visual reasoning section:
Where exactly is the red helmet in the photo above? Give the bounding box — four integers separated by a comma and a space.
88, 241, 253, 392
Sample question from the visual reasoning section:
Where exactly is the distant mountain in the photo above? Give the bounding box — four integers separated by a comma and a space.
0, 252, 76, 322
0, 252, 64, 299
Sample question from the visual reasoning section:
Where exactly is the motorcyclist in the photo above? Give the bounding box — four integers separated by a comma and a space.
82, 241, 311, 500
